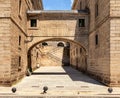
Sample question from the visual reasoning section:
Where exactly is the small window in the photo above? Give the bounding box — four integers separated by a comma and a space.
79, 19, 85, 27
36, 52, 39, 60
42, 42, 48, 46
76, 48, 78, 54
80, 48, 82, 53
19, 0, 22, 14
57, 42, 64, 47
30, 19, 37, 27
19, 56, 21, 67
95, 3, 99, 17
19, 35, 21, 46
95, 34, 99, 45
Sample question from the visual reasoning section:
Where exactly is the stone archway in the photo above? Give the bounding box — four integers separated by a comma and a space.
27, 38, 87, 72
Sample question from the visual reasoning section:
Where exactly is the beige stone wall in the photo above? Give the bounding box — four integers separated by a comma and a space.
110, 0, 120, 86
2, 0, 120, 87
27, 14, 88, 51
72, 0, 120, 86
88, 19, 110, 85
9, 0, 32, 85
0, 19, 11, 85
110, 0, 120, 17
0, 0, 43, 86
73, 0, 111, 86
0, 0, 11, 86
0, 0, 11, 17
110, 19, 120, 86
27, 14, 89, 73
88, 0, 111, 85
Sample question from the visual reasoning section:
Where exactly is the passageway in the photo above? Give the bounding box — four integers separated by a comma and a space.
27, 39, 87, 73
12, 66, 109, 96
1, 66, 120, 96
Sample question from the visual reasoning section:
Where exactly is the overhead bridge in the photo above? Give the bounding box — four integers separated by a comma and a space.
27, 10, 89, 19
27, 9, 89, 49
27, 10, 89, 14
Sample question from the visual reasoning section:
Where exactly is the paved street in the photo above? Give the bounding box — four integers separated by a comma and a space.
0, 66, 120, 97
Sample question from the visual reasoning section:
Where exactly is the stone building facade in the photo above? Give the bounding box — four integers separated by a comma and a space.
72, 0, 120, 86
0, 0, 120, 87
0, 0, 43, 86
27, 10, 88, 73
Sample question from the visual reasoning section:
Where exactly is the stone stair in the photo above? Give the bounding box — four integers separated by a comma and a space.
40, 46, 69, 66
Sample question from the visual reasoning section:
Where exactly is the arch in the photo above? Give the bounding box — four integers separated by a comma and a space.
28, 38, 87, 53
42, 42, 48, 46
57, 42, 64, 47
27, 38, 87, 72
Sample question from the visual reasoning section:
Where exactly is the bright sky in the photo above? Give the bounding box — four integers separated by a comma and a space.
43, 0, 74, 10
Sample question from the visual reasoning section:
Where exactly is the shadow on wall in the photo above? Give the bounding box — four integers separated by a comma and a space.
70, 14, 88, 73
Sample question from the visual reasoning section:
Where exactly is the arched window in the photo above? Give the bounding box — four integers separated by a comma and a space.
57, 42, 64, 47
80, 48, 82, 54
42, 42, 48, 46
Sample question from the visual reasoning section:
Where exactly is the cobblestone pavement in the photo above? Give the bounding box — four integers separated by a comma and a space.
0, 66, 120, 97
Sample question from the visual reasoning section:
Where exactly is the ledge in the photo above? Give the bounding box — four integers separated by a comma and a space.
27, 10, 89, 16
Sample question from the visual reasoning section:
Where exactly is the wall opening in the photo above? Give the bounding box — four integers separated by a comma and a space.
30, 19, 37, 27
27, 38, 87, 73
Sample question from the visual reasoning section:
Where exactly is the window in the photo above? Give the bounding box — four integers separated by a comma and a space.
95, 3, 99, 17
42, 42, 48, 46
36, 52, 39, 60
19, 0, 22, 14
19, 36, 21, 46
19, 56, 21, 67
80, 48, 82, 53
30, 19, 37, 27
76, 48, 78, 54
79, 19, 85, 27
95, 34, 99, 45
57, 42, 64, 47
